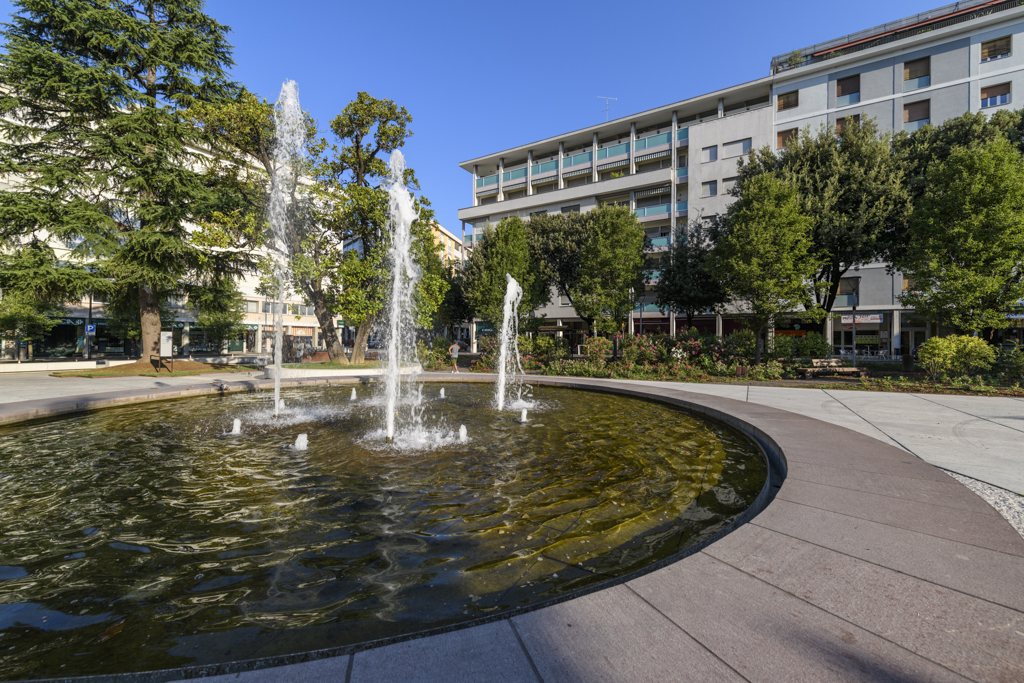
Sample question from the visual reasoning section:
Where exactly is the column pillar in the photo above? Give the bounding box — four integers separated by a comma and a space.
592, 132, 599, 184
472, 165, 479, 207
557, 142, 564, 190
470, 320, 477, 354
670, 111, 678, 242
825, 314, 834, 353
629, 122, 636, 175
526, 150, 533, 196
497, 157, 504, 201
891, 309, 901, 358
556, 319, 563, 339
715, 313, 723, 338
669, 310, 676, 337
182, 323, 190, 356
718, 97, 725, 118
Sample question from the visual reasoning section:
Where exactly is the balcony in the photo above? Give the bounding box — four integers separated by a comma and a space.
676, 128, 689, 146
563, 151, 593, 169
635, 203, 670, 218
644, 270, 663, 281
647, 236, 670, 249
833, 294, 859, 307
836, 92, 860, 107
633, 303, 665, 312
531, 160, 558, 175
676, 200, 688, 213
502, 168, 527, 183
675, 168, 688, 179
596, 142, 629, 161
634, 132, 671, 152
475, 174, 498, 191
903, 119, 929, 133
904, 76, 930, 92
982, 93, 1011, 109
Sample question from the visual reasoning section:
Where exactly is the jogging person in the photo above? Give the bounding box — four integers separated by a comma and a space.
448, 341, 460, 373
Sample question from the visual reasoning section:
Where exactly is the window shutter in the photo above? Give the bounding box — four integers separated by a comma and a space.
904, 100, 929, 123
836, 115, 860, 133
778, 91, 799, 111
904, 57, 929, 81
836, 75, 860, 96
777, 129, 797, 147
981, 36, 1011, 61
981, 83, 1011, 99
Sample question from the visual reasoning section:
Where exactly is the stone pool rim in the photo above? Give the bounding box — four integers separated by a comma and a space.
1, 374, 782, 683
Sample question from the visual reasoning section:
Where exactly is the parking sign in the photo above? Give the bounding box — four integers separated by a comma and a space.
85, 324, 96, 335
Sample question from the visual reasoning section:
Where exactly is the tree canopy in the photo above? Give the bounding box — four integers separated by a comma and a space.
463, 217, 547, 329
656, 219, 727, 328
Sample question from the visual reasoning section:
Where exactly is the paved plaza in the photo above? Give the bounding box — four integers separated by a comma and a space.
1, 372, 1022, 682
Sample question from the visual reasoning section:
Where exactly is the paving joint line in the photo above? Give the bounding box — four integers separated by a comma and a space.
623, 583, 751, 682
910, 392, 1024, 436
344, 653, 354, 683
748, 519, 1024, 612
697, 552, 978, 682
506, 618, 545, 683
783, 474, 1001, 515
821, 389, 919, 455
767, 495, 1024, 558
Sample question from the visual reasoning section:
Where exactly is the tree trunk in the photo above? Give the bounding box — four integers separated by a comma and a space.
754, 327, 764, 365
312, 301, 347, 364
350, 317, 374, 364
139, 284, 161, 360
686, 311, 694, 329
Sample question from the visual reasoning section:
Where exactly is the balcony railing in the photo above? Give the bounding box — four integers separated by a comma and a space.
833, 294, 859, 307
475, 174, 498, 188
634, 132, 671, 151
836, 92, 861, 107
596, 142, 629, 160
633, 303, 664, 312
982, 93, 1011, 109
645, 270, 663, 280
562, 151, 592, 168
903, 119, 929, 133
635, 204, 670, 217
676, 201, 688, 212
648, 236, 670, 248
904, 76, 930, 91
676, 128, 689, 141
502, 168, 527, 182
675, 168, 688, 178
530, 160, 558, 175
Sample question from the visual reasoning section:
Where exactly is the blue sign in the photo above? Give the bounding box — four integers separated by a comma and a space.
86, 324, 96, 335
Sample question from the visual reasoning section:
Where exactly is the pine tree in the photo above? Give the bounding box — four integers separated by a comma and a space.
0, 0, 247, 358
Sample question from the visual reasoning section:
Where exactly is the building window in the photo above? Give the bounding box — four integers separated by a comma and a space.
722, 176, 739, 193
981, 36, 1011, 62
561, 204, 580, 214
245, 300, 259, 314
722, 138, 752, 159
777, 128, 797, 148
838, 277, 860, 296
701, 181, 718, 198
777, 90, 799, 111
835, 115, 860, 133
560, 295, 571, 306
981, 83, 1011, 109
701, 145, 718, 163
903, 57, 930, 91
903, 100, 930, 132
836, 75, 860, 106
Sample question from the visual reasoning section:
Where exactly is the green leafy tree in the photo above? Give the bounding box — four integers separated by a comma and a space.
737, 118, 911, 313
463, 217, 547, 329
711, 174, 820, 364
436, 265, 473, 340
571, 206, 648, 335
0, 289, 64, 355
656, 219, 727, 329
898, 137, 1024, 334
192, 277, 247, 352
0, 0, 250, 360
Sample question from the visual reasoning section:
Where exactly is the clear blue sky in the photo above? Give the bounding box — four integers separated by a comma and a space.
1, 0, 940, 234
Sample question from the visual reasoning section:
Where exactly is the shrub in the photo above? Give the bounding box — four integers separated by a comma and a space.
797, 331, 833, 359
417, 341, 451, 370
621, 334, 659, 365
996, 340, 1024, 380
583, 336, 612, 364
723, 329, 756, 363
748, 360, 784, 381
917, 335, 997, 379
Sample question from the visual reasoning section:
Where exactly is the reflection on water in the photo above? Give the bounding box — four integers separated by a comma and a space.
0, 384, 765, 679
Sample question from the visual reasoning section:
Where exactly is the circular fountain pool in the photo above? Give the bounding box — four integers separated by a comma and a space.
0, 384, 766, 679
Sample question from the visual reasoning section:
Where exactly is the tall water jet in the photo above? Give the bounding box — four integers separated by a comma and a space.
268, 80, 305, 417
495, 274, 524, 411
294, 434, 308, 451
230, 419, 241, 435
458, 425, 468, 442
439, 388, 445, 398
350, 388, 357, 401
520, 409, 528, 423
381, 151, 421, 442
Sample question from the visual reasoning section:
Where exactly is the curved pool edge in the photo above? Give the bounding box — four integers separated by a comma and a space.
8, 374, 1024, 683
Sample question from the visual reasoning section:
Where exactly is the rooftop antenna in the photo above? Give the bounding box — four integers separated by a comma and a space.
598, 96, 617, 122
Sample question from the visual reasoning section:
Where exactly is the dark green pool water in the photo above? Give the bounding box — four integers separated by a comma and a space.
0, 384, 766, 679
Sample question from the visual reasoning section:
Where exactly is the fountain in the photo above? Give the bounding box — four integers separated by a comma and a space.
495, 273, 525, 411
350, 388, 357, 401
458, 424, 468, 442
381, 151, 421, 443
520, 408, 528, 423
439, 387, 445, 398
294, 433, 308, 451
230, 418, 241, 435
267, 80, 305, 417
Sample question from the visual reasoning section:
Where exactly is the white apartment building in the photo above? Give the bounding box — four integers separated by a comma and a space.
457, 0, 1024, 355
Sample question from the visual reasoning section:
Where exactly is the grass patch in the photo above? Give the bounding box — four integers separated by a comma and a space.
282, 361, 380, 370
52, 360, 259, 378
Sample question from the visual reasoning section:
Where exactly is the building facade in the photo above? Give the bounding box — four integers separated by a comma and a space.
457, 0, 1024, 355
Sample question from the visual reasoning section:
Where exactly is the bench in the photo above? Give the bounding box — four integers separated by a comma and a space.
797, 358, 867, 379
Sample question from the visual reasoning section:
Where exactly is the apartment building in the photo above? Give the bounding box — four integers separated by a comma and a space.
457, 0, 1024, 355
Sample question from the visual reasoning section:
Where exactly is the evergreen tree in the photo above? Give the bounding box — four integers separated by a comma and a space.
0, 0, 248, 359
656, 219, 726, 329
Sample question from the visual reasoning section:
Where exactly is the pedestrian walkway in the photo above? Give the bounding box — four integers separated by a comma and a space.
615, 381, 1024, 495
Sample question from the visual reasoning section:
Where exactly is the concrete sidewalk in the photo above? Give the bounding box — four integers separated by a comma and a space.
615, 381, 1024, 495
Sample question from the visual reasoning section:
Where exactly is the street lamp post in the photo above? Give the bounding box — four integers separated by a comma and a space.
851, 304, 857, 369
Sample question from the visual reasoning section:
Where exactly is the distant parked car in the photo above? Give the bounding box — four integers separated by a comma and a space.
456, 340, 469, 352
